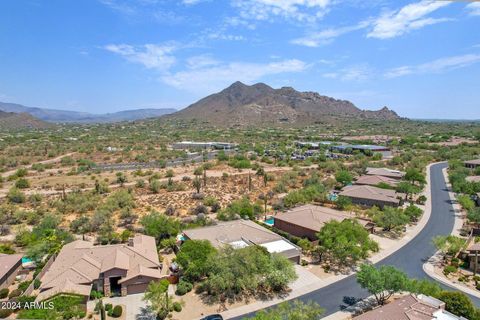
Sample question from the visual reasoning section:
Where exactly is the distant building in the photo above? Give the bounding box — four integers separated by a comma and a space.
36, 235, 162, 302
354, 294, 466, 320
172, 141, 237, 150
295, 141, 333, 149
182, 220, 301, 263
0, 254, 22, 289
355, 175, 399, 188
365, 167, 405, 180
339, 185, 402, 208
465, 159, 480, 169
330, 144, 392, 158
273, 205, 374, 241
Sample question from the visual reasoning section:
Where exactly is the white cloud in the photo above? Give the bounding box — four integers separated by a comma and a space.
104, 43, 177, 71
322, 64, 373, 81
292, 21, 369, 47
186, 55, 220, 69
162, 59, 308, 93
385, 54, 480, 78
467, 2, 480, 16
232, 0, 331, 23
367, 0, 451, 39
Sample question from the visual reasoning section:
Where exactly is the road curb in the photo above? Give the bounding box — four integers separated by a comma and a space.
422, 167, 480, 299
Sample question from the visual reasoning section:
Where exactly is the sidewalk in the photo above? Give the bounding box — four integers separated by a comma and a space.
422, 167, 480, 299
219, 163, 437, 320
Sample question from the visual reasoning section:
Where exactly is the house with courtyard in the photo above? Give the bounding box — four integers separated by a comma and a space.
36, 235, 162, 302
365, 167, 405, 180
354, 294, 465, 320
339, 185, 402, 208
0, 253, 22, 290
273, 204, 374, 241
182, 219, 301, 263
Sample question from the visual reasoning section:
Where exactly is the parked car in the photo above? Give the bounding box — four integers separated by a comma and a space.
201, 315, 223, 320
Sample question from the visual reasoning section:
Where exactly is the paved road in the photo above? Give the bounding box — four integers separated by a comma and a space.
234, 163, 480, 319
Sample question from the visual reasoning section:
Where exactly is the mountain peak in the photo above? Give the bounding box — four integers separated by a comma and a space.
171, 82, 402, 127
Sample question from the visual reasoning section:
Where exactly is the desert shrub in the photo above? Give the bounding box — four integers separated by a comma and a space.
0, 309, 13, 319
105, 303, 113, 311
34, 278, 41, 289
176, 280, 193, 296
8, 288, 22, 298
443, 265, 457, 276
0, 288, 9, 299
18, 280, 32, 292
172, 302, 182, 312
111, 305, 122, 318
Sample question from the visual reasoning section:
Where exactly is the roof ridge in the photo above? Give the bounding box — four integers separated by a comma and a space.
122, 245, 160, 266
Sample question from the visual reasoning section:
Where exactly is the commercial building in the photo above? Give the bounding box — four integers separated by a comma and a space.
339, 185, 402, 208
295, 141, 333, 149
330, 144, 392, 158
354, 294, 466, 320
273, 205, 374, 241
0, 254, 22, 289
36, 235, 162, 301
182, 220, 301, 263
172, 141, 237, 150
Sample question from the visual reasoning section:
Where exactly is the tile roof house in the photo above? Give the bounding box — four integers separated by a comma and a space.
354, 294, 466, 320
36, 235, 162, 302
366, 167, 405, 180
465, 159, 480, 169
0, 254, 22, 289
273, 205, 374, 241
339, 185, 402, 208
182, 219, 301, 263
355, 175, 400, 188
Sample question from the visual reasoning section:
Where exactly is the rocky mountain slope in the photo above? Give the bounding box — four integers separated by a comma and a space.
0, 111, 52, 130
168, 81, 401, 126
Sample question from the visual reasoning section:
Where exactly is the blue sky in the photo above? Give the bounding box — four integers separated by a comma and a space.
0, 0, 479, 119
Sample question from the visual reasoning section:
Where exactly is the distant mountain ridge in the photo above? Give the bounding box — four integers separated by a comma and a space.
0, 110, 52, 130
0, 102, 176, 123
167, 81, 402, 126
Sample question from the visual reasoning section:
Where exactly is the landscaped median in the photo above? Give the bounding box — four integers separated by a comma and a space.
218, 163, 437, 320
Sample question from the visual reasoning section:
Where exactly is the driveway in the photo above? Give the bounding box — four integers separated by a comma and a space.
87, 293, 156, 320
233, 163, 480, 319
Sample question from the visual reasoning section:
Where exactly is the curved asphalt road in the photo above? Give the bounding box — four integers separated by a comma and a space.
233, 162, 480, 319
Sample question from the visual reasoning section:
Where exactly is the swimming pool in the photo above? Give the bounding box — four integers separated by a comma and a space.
264, 217, 275, 226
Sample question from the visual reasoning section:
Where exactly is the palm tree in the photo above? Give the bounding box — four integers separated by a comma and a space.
144, 280, 171, 319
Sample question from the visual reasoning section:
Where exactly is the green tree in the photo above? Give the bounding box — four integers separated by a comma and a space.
405, 168, 426, 186
457, 194, 475, 211
316, 220, 379, 265
335, 195, 352, 210
396, 182, 419, 200
335, 170, 353, 186
251, 300, 324, 320
373, 207, 409, 232
176, 240, 217, 281
140, 211, 181, 242
432, 235, 466, 257
438, 291, 476, 319
404, 204, 423, 222
144, 280, 172, 320
467, 208, 480, 227
357, 264, 409, 305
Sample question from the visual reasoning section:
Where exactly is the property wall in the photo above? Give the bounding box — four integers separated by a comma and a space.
273, 219, 318, 241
